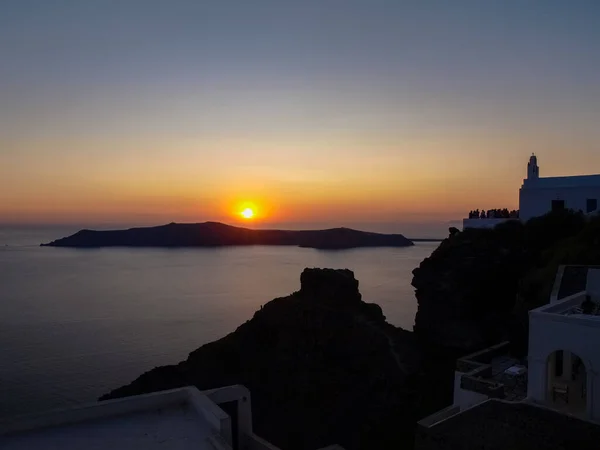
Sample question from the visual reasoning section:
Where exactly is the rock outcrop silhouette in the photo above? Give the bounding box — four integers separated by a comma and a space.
101, 268, 419, 450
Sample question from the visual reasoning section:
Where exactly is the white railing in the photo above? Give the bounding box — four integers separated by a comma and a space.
532, 291, 587, 314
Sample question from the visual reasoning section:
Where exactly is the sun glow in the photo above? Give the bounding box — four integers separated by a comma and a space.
240, 207, 255, 219
231, 199, 267, 222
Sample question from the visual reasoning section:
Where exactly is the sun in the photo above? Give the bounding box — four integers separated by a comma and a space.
240, 207, 255, 219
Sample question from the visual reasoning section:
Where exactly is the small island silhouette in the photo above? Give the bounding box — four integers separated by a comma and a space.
41, 222, 414, 250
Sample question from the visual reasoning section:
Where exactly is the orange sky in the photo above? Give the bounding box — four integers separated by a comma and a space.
4, 131, 600, 229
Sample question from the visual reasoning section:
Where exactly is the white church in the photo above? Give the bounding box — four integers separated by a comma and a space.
464, 155, 600, 229
520, 154, 600, 220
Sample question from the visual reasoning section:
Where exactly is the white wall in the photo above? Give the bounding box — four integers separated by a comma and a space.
453, 372, 489, 410
528, 309, 600, 421
520, 185, 600, 222
462, 218, 514, 230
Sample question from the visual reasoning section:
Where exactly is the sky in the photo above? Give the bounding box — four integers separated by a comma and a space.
2, 1, 600, 236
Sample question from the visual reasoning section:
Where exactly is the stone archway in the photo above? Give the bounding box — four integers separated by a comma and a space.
546, 350, 588, 416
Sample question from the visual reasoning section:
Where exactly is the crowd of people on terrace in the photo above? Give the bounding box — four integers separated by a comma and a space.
468, 208, 520, 219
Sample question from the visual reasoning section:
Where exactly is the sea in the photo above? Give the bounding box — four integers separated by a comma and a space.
0, 226, 438, 420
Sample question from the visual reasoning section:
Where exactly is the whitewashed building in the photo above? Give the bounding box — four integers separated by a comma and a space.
463, 155, 600, 229
418, 265, 600, 431
527, 265, 600, 421
519, 154, 600, 221
0, 385, 343, 450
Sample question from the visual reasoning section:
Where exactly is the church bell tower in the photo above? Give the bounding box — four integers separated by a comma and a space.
527, 153, 539, 180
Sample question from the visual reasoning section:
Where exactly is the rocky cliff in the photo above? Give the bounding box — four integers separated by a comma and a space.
411, 221, 528, 352
101, 268, 420, 450
412, 211, 600, 353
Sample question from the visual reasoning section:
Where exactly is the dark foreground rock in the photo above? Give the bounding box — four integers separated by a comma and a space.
101, 268, 420, 450
412, 211, 600, 354
411, 221, 527, 352
41, 222, 414, 249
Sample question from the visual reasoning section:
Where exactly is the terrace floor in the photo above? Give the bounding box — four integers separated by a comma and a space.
489, 356, 528, 402
416, 400, 600, 450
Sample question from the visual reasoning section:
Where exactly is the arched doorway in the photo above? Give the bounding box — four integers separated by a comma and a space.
546, 350, 587, 416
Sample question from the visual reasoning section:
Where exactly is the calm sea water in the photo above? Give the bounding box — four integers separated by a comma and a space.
0, 227, 437, 420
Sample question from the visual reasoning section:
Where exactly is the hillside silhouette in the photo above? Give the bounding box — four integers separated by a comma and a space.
42, 222, 414, 250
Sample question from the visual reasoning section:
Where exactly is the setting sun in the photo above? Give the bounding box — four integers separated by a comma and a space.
241, 208, 255, 219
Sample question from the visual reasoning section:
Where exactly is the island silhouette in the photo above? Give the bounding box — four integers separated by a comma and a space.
41, 222, 414, 250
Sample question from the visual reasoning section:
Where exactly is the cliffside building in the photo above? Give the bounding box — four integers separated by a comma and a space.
463, 155, 600, 229
0, 385, 343, 450
416, 265, 600, 449
520, 154, 600, 221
